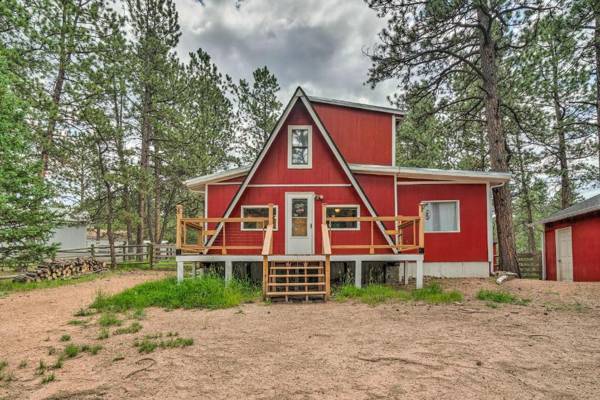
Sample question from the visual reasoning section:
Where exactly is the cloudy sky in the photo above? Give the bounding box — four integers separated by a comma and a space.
175, 0, 398, 106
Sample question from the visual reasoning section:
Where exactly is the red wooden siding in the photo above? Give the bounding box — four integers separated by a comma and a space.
544, 212, 600, 281
312, 102, 394, 166
207, 101, 390, 255
396, 184, 488, 263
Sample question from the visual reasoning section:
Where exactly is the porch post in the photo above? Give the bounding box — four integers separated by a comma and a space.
415, 257, 424, 289
177, 260, 184, 283
355, 260, 362, 288
225, 260, 233, 283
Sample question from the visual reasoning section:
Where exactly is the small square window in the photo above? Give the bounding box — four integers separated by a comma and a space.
241, 206, 278, 230
325, 205, 360, 230
422, 201, 459, 232
288, 126, 312, 168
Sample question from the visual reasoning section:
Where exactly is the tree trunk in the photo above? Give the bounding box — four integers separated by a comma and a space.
515, 132, 537, 253
594, 8, 600, 180
137, 85, 152, 257
153, 140, 161, 244
41, 3, 69, 178
477, 8, 520, 276
549, 37, 572, 209
96, 141, 117, 268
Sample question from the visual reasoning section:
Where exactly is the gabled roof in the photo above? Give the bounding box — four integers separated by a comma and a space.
308, 95, 405, 116
203, 87, 396, 253
539, 194, 600, 224
185, 164, 511, 191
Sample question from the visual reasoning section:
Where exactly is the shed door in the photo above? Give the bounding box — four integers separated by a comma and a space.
555, 227, 573, 282
285, 193, 314, 255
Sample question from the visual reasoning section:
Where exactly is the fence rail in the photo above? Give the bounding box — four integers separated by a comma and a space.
55, 243, 176, 267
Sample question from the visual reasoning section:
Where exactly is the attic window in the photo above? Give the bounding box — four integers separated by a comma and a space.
288, 125, 312, 168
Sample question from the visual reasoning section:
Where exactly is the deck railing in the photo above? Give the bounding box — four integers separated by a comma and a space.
321, 204, 424, 254
176, 204, 274, 255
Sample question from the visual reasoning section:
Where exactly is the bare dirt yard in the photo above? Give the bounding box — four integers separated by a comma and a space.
1, 274, 600, 400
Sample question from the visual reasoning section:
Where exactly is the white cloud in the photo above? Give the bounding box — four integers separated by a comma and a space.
175, 0, 398, 105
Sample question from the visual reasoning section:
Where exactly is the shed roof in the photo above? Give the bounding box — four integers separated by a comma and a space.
539, 194, 600, 224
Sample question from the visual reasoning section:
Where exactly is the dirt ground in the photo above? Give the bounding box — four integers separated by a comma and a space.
1, 273, 600, 400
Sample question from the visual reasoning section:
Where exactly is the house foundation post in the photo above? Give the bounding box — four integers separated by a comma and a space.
225, 260, 233, 284
177, 261, 184, 283
416, 257, 423, 289
355, 260, 362, 288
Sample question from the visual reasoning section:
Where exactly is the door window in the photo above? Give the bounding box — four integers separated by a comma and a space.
291, 198, 308, 237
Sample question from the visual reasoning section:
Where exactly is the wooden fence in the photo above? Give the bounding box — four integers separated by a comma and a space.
494, 244, 542, 279
55, 243, 176, 268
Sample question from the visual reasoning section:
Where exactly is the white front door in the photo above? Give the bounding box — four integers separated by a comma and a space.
285, 193, 314, 254
555, 227, 573, 282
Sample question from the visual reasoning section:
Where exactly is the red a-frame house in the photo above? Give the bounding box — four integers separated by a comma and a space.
175, 87, 510, 300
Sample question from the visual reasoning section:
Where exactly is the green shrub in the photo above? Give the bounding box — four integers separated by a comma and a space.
52, 355, 64, 369
35, 360, 46, 375
91, 275, 260, 312
59, 334, 71, 342
0, 361, 7, 371
133, 334, 193, 354
334, 282, 461, 305
476, 290, 530, 305
67, 319, 87, 326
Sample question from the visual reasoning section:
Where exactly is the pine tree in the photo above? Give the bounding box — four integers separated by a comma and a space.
236, 66, 282, 165
365, 0, 546, 274
0, 55, 58, 268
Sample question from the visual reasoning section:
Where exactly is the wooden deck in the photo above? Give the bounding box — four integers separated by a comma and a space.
175, 203, 425, 298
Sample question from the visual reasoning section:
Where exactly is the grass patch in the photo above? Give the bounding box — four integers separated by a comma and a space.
91, 275, 260, 312
35, 360, 46, 375
0, 272, 111, 296
334, 282, 462, 305
74, 308, 95, 317
67, 319, 87, 326
0, 361, 6, 372
59, 334, 71, 342
81, 344, 102, 355
97, 328, 109, 340
476, 289, 530, 305
41, 373, 55, 384
18, 360, 27, 369
98, 313, 122, 327
133, 334, 193, 354
113, 322, 142, 335
52, 355, 64, 370
63, 344, 80, 358
131, 308, 145, 320
543, 301, 588, 312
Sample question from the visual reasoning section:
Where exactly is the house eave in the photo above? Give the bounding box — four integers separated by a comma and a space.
308, 96, 405, 116
349, 163, 512, 184
185, 164, 512, 191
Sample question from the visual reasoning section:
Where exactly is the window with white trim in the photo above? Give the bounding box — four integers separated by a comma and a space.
241, 205, 278, 231
325, 205, 360, 230
288, 125, 312, 168
422, 201, 459, 232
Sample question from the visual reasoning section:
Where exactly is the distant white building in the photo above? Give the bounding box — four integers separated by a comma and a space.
50, 214, 87, 250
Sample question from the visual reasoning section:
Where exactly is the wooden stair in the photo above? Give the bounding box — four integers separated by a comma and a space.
266, 260, 327, 301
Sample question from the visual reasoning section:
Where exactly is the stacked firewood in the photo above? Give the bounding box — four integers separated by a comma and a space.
13, 258, 107, 283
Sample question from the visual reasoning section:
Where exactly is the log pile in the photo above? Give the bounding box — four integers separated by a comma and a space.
13, 258, 107, 283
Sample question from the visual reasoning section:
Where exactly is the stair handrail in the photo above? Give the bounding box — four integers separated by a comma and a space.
321, 224, 331, 255
261, 224, 274, 256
